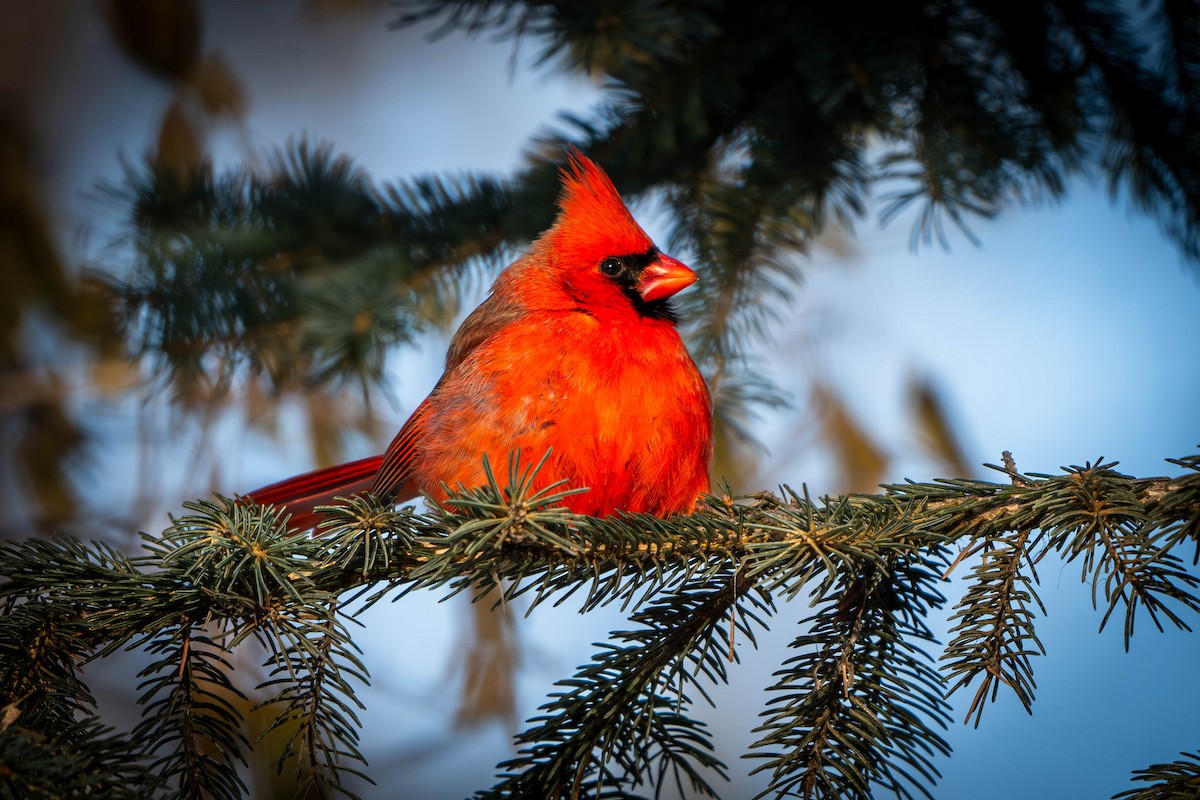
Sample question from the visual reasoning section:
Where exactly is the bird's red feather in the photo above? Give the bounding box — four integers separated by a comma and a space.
245, 151, 712, 527
247, 454, 384, 530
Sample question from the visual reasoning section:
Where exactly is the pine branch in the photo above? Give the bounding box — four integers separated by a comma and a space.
257, 599, 371, 799
96, 143, 524, 402
0, 603, 96, 737
1158, 454, 1200, 561
1, 455, 1198, 796
390, 454, 754, 613
1044, 461, 1200, 647
1114, 751, 1200, 800
941, 526, 1045, 727
477, 565, 767, 799
131, 623, 250, 800
0, 720, 158, 799
150, 497, 373, 798
747, 503, 952, 799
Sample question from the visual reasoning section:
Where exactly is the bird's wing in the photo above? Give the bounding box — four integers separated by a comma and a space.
370, 397, 432, 500
372, 287, 526, 499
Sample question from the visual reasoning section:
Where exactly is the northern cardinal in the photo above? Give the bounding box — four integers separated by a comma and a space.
248, 152, 712, 528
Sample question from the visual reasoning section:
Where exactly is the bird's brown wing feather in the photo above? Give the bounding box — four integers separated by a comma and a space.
372, 289, 525, 499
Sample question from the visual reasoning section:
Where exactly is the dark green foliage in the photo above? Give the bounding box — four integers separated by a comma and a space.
941, 457, 1200, 728
132, 624, 250, 800
385, 0, 1200, 435
256, 600, 372, 799
0, 720, 158, 799
91, 0, 1200, 440
478, 568, 765, 799
1047, 462, 1200, 646
1114, 751, 1200, 800
941, 526, 1045, 727
98, 144, 522, 401
748, 504, 952, 799
1, 454, 1198, 797
0, 601, 96, 737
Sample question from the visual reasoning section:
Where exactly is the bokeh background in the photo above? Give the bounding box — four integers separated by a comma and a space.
3, 1, 1198, 797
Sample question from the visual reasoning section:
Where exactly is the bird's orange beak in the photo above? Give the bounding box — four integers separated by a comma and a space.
637, 253, 698, 303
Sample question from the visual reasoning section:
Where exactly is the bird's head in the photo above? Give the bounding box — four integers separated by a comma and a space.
535, 150, 697, 320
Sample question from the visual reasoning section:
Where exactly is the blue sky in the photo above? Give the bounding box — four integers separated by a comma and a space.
20, 2, 1200, 797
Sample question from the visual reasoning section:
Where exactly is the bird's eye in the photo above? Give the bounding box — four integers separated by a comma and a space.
599, 257, 623, 276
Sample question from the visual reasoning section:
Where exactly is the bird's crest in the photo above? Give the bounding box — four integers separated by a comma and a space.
547, 149, 654, 262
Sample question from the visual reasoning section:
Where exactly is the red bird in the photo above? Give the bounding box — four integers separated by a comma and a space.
248, 152, 712, 527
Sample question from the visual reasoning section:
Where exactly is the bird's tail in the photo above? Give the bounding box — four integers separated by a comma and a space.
246, 454, 385, 530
